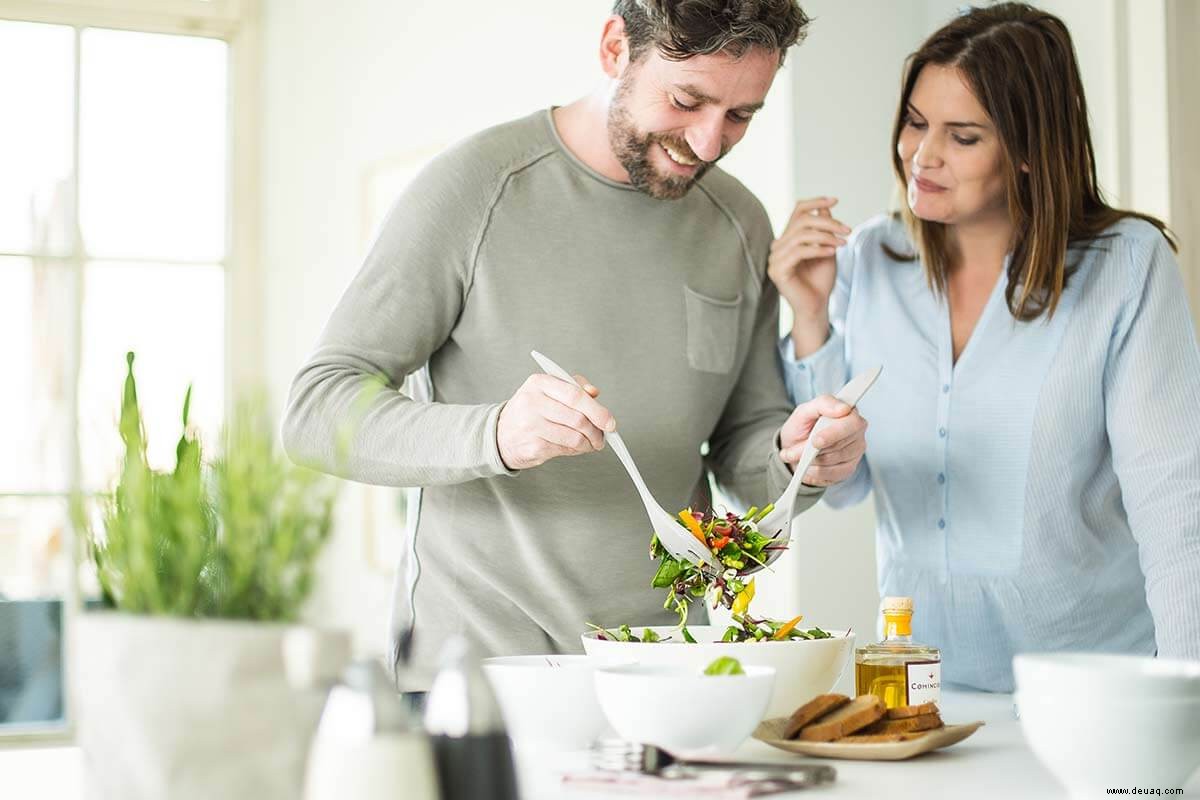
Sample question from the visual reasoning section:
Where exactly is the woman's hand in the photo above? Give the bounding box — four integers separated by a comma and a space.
779, 394, 867, 487
768, 197, 851, 357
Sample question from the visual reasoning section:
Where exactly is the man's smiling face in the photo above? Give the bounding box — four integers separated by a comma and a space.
607, 46, 778, 200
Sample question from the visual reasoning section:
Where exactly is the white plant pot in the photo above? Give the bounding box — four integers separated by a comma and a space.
72, 612, 349, 800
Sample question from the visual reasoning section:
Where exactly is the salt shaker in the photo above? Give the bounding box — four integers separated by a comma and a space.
304, 659, 439, 800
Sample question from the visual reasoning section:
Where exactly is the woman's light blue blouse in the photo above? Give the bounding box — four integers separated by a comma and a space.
781, 214, 1200, 692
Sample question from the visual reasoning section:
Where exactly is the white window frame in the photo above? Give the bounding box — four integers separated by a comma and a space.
0, 0, 261, 743
1111, 0, 1200, 332
1165, 0, 1200, 329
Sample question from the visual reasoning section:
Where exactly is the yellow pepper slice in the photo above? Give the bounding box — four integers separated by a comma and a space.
773, 614, 805, 640
732, 578, 756, 615
678, 509, 708, 547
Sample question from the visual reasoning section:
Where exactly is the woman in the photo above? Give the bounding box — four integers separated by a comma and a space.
772, 3, 1200, 692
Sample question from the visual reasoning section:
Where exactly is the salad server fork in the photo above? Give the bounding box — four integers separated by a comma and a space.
745, 365, 882, 575
529, 350, 718, 572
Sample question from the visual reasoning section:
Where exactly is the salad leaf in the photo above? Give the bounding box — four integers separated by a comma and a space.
703, 656, 745, 676
651, 555, 682, 588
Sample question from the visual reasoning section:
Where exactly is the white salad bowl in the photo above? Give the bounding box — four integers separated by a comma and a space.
482, 654, 609, 751
582, 625, 854, 718
1013, 653, 1200, 797
594, 663, 775, 755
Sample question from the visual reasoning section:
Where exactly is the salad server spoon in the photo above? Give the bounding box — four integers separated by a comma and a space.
530, 350, 718, 572
745, 365, 882, 575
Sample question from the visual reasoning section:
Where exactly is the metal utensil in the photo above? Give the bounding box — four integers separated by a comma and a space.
529, 350, 717, 571
591, 739, 836, 789
744, 365, 882, 575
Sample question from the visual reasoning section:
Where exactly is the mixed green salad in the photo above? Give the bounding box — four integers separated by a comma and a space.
589, 506, 838, 644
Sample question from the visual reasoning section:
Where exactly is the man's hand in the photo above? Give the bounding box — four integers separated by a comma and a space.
779, 395, 867, 486
497, 373, 615, 470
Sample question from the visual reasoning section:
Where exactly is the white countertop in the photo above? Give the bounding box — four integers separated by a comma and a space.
519, 690, 1200, 800
4, 690, 1198, 799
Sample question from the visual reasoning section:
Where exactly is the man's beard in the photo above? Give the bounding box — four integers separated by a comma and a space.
606, 76, 719, 200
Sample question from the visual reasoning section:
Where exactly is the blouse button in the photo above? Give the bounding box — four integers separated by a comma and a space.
938, 427, 947, 438
942, 384, 950, 393
938, 518, 946, 530
937, 473, 946, 485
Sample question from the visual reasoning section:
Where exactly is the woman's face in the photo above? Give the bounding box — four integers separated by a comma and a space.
897, 64, 1009, 227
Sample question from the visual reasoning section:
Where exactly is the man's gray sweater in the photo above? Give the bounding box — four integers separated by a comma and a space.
282, 109, 819, 685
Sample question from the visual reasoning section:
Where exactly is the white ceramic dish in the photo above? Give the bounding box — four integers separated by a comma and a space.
1014, 651, 1200, 699
482, 654, 609, 751
594, 663, 775, 755
582, 625, 854, 718
1013, 653, 1200, 797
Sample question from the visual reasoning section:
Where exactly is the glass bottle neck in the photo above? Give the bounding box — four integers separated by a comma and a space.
883, 612, 912, 642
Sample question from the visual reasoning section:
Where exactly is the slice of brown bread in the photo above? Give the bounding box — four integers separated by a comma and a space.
837, 731, 929, 743
885, 702, 939, 720
798, 695, 886, 742
860, 711, 944, 735
783, 694, 851, 739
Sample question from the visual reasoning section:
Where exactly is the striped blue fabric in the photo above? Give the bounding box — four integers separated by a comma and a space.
781, 214, 1200, 692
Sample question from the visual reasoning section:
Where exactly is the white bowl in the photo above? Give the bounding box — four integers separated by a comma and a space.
582, 625, 853, 718
482, 655, 608, 751
1014, 651, 1200, 699
1013, 653, 1200, 796
594, 663, 775, 755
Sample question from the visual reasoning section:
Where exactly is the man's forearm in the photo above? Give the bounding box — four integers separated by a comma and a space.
282, 350, 512, 487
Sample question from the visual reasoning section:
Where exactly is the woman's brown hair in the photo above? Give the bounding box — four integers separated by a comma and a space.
888, 2, 1176, 321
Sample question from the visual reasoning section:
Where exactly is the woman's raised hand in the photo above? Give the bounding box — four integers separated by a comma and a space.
768, 197, 851, 356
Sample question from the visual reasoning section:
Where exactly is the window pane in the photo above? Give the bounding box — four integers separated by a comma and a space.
79, 29, 227, 262
0, 497, 69, 729
78, 261, 224, 490
0, 21, 75, 256
0, 497, 71, 600
0, 599, 64, 729
0, 258, 77, 493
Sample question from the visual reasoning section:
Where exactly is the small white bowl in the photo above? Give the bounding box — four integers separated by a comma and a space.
582, 625, 852, 718
482, 655, 608, 751
593, 663, 775, 755
1014, 653, 1200, 797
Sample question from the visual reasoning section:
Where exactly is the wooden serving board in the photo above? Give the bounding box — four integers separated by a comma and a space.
753, 717, 985, 761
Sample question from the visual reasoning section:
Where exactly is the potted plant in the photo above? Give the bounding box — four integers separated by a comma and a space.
71, 353, 346, 800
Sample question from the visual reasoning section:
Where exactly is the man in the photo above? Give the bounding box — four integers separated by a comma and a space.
282, 0, 867, 686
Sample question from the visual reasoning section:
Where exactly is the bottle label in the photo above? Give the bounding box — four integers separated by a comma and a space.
905, 660, 941, 705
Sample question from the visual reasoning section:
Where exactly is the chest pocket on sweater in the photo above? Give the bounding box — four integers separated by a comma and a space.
684, 286, 742, 374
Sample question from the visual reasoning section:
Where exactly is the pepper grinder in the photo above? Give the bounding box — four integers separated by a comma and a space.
423, 636, 519, 800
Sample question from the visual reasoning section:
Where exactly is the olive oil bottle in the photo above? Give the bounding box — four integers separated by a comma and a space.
855, 596, 941, 709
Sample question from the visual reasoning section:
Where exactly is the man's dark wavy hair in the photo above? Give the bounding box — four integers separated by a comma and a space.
613, 0, 810, 65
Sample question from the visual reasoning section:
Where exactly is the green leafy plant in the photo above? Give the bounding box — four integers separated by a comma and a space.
74, 353, 337, 621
